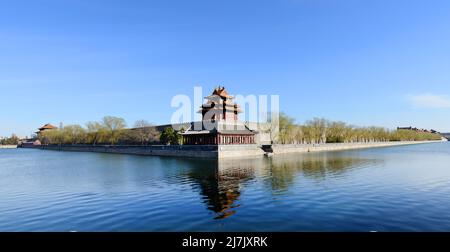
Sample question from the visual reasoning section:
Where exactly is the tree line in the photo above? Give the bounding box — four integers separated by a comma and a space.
275, 113, 442, 144
36, 114, 441, 146
38, 116, 181, 146
0, 134, 19, 145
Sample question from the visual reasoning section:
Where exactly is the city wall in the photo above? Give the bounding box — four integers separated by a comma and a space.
0, 145, 17, 149
20, 140, 444, 159
26, 144, 218, 158
271, 141, 443, 155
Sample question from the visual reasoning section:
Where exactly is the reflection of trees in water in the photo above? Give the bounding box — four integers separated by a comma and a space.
181, 154, 380, 219
267, 153, 382, 192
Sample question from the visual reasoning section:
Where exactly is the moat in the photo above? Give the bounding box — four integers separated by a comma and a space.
1, 142, 450, 231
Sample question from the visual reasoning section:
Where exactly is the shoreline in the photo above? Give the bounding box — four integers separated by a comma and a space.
0, 145, 17, 149
270, 140, 445, 156
18, 140, 445, 159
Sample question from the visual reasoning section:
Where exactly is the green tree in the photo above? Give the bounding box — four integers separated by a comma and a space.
1, 134, 19, 145
39, 129, 63, 145
86, 121, 107, 145
160, 127, 181, 145
102, 116, 127, 145
278, 113, 296, 144
61, 125, 86, 144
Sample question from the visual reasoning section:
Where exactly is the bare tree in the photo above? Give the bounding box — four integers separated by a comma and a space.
133, 120, 160, 145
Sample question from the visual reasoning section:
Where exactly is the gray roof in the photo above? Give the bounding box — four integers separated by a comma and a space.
181, 121, 256, 135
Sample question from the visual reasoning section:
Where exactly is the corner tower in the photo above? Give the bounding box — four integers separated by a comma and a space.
182, 87, 256, 145
199, 86, 241, 122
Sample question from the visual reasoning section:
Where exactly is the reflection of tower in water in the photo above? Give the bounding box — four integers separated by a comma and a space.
186, 158, 265, 219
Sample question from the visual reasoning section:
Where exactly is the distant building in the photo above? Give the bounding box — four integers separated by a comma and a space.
36, 123, 57, 136
19, 139, 41, 147
441, 133, 450, 140
397, 126, 440, 134
182, 87, 257, 145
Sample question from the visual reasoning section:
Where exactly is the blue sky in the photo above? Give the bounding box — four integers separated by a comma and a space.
1, 0, 450, 137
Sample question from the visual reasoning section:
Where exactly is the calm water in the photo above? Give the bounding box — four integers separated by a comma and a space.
1, 142, 450, 231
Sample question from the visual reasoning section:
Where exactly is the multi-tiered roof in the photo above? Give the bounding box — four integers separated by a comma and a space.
181, 87, 256, 145
199, 86, 242, 121
38, 123, 57, 131
36, 123, 58, 135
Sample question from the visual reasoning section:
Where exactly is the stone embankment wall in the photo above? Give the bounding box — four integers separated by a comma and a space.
27, 144, 218, 158
23, 144, 264, 159
0, 145, 17, 149
271, 141, 441, 155
21, 141, 443, 159
218, 144, 266, 158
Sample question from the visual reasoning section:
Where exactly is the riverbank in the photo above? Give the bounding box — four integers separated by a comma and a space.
270, 140, 445, 155
19, 140, 445, 159
22, 144, 218, 158
0, 145, 17, 149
